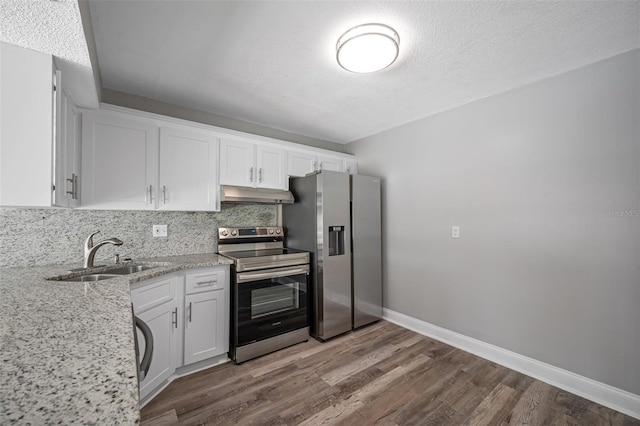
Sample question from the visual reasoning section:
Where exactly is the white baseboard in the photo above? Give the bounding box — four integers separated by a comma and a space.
383, 308, 640, 420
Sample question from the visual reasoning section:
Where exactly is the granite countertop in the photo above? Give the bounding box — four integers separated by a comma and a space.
0, 253, 233, 424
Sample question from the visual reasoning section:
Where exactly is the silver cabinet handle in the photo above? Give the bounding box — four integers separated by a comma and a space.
73, 174, 79, 199
66, 173, 78, 200
148, 185, 153, 204
188, 302, 192, 323
258, 168, 263, 183
249, 167, 254, 183
162, 185, 167, 205
196, 280, 217, 286
172, 307, 178, 328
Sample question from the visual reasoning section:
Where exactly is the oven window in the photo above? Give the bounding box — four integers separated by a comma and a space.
235, 271, 308, 346
252, 278, 298, 318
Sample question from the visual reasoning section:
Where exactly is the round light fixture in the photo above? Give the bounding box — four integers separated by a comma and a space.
336, 23, 400, 73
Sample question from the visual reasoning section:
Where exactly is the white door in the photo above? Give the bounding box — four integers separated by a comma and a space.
63, 95, 81, 207
0, 43, 54, 207
82, 112, 158, 209
159, 127, 218, 211
53, 75, 66, 207
184, 288, 228, 365
317, 155, 343, 172
256, 145, 286, 189
287, 151, 317, 177
136, 299, 177, 399
219, 138, 255, 187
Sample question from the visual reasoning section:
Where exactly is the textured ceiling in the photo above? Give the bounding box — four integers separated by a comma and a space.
0, 0, 98, 108
93, 1, 638, 143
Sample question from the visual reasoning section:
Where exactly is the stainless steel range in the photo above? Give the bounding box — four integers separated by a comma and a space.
218, 226, 310, 363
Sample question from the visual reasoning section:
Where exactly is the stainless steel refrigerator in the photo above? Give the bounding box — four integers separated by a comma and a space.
282, 170, 382, 340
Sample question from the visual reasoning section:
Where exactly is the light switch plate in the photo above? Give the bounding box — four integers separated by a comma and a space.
153, 224, 168, 237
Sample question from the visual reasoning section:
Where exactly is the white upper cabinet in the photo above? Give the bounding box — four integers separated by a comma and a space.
344, 158, 358, 175
219, 138, 255, 187
219, 137, 286, 190
82, 112, 158, 210
316, 155, 342, 172
256, 145, 286, 189
54, 88, 82, 207
0, 43, 56, 207
81, 111, 220, 211
159, 127, 218, 211
287, 150, 355, 177
287, 151, 317, 177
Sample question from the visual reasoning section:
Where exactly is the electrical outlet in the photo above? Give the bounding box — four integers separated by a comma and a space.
153, 224, 168, 237
452, 226, 460, 239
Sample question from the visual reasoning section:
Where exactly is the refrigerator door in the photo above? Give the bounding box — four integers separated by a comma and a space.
351, 175, 382, 328
317, 171, 352, 339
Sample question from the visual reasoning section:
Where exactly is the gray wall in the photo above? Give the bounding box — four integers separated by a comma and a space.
0, 205, 276, 268
346, 50, 640, 395
101, 88, 347, 153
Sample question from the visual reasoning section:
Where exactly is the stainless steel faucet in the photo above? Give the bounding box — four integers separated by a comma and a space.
84, 231, 124, 268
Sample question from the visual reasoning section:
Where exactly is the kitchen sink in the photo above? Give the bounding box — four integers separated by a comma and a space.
64, 274, 122, 282
106, 264, 156, 275
48, 263, 158, 283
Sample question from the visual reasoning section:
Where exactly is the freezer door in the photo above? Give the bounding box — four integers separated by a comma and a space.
351, 174, 382, 328
317, 171, 352, 340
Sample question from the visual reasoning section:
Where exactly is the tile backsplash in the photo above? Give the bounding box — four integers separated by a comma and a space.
0, 205, 277, 268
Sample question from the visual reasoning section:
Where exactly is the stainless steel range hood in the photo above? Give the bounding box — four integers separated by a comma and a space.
220, 185, 295, 204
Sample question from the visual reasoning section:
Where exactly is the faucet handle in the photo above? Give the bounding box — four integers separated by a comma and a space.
85, 231, 101, 250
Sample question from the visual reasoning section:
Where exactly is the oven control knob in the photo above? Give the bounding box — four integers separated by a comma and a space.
268, 229, 274, 235
276, 229, 281, 234
221, 230, 228, 237
231, 229, 237, 236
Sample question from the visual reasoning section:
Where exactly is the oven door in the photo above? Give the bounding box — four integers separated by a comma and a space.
235, 265, 309, 346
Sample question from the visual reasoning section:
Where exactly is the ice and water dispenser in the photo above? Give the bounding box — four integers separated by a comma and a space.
328, 226, 346, 256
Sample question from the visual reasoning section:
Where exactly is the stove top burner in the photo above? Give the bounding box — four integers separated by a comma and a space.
217, 226, 309, 272
222, 248, 307, 259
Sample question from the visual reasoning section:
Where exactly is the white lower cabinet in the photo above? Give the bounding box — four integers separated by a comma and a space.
184, 289, 228, 364
184, 267, 229, 365
131, 274, 180, 400
135, 299, 178, 397
131, 266, 230, 403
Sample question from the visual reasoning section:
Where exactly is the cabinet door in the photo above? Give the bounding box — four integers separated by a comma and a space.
55, 93, 81, 208
219, 138, 255, 187
65, 97, 82, 207
317, 155, 343, 172
52, 74, 66, 207
344, 159, 358, 175
184, 288, 228, 365
135, 299, 178, 399
256, 145, 286, 189
287, 151, 317, 177
159, 127, 218, 211
81, 112, 158, 209
0, 43, 54, 207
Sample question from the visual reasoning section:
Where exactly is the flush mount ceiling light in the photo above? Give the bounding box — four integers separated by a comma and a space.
336, 23, 400, 73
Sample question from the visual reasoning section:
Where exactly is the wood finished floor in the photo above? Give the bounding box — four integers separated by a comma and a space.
141, 321, 638, 426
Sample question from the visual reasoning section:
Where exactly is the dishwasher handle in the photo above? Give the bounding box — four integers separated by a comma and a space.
135, 316, 154, 381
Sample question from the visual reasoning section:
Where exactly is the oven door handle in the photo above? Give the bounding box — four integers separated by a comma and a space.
236, 266, 309, 283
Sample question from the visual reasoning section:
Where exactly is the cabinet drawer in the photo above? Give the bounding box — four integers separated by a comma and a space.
131, 275, 177, 313
185, 268, 226, 294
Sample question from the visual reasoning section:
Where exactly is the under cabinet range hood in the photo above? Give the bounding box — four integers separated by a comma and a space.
220, 185, 295, 204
